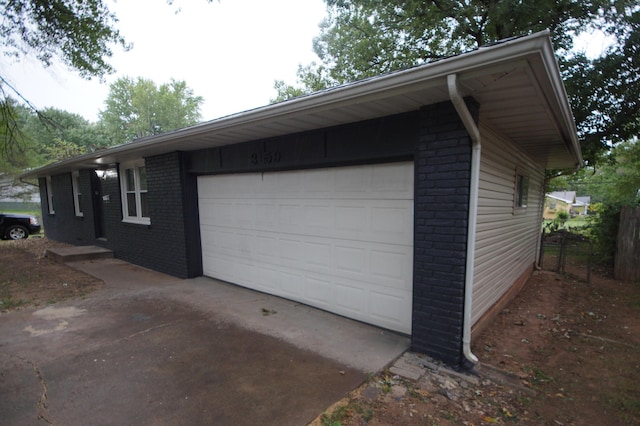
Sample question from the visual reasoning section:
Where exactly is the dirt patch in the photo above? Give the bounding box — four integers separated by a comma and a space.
0, 238, 104, 311
315, 270, 640, 425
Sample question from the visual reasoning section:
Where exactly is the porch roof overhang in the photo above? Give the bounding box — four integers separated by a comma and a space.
20, 30, 582, 180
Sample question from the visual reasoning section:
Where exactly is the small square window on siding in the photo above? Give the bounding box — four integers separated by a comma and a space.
46, 176, 55, 215
514, 173, 529, 213
120, 161, 150, 225
72, 171, 83, 217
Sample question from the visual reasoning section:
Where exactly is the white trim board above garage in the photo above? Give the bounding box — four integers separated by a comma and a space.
198, 162, 414, 333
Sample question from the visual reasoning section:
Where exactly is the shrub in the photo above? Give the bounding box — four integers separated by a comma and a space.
584, 202, 621, 266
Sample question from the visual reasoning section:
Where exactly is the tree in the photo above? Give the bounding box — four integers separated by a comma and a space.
0, 99, 36, 173
586, 140, 640, 205
273, 0, 638, 165
25, 108, 110, 152
1, 0, 128, 79
564, 10, 640, 165
548, 139, 640, 265
100, 77, 203, 143
0, 0, 215, 167
0, 0, 128, 167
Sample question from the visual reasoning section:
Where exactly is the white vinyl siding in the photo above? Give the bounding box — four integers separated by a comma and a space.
472, 126, 545, 325
198, 163, 414, 333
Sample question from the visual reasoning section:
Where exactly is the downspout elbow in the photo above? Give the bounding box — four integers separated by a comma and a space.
447, 74, 480, 366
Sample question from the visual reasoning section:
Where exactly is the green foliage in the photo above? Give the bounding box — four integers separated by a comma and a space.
0, 0, 130, 167
275, 0, 615, 98
584, 203, 622, 266
0, 98, 35, 172
544, 211, 570, 233
0, 0, 128, 79
100, 77, 203, 143
271, 63, 334, 103
549, 140, 640, 265
559, 140, 640, 205
563, 10, 640, 164
22, 107, 114, 162
42, 138, 86, 161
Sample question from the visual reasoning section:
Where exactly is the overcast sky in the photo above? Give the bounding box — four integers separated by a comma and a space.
0, 0, 327, 123
1, 1, 613, 125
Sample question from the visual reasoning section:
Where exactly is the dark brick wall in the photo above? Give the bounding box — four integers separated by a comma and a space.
189, 112, 418, 174
39, 152, 196, 279
40, 173, 92, 243
412, 99, 478, 367
103, 152, 192, 278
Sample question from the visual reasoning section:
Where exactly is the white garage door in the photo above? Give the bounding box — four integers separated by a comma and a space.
198, 162, 414, 333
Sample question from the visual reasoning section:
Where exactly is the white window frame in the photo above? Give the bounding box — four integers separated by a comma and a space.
46, 176, 55, 215
119, 161, 151, 225
513, 170, 529, 215
72, 171, 83, 217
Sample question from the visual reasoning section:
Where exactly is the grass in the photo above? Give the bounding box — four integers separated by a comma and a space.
320, 401, 373, 426
0, 292, 25, 310
522, 366, 556, 387
600, 365, 640, 423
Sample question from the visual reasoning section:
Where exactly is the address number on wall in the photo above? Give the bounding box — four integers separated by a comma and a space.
250, 151, 282, 165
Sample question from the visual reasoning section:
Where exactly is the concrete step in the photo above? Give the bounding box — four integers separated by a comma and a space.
45, 245, 114, 263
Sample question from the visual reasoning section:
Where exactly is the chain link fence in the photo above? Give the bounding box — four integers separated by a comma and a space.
540, 230, 593, 282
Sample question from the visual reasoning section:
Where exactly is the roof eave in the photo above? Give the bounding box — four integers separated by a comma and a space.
20, 31, 581, 180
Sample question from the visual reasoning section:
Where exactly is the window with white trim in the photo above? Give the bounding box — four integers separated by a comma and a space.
120, 161, 150, 225
46, 176, 55, 215
72, 171, 83, 217
514, 172, 529, 213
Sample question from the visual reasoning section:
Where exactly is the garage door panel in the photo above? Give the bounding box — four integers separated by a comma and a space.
304, 241, 331, 268
199, 163, 413, 333
370, 248, 412, 283
304, 275, 333, 307
334, 245, 366, 274
371, 205, 412, 235
335, 283, 366, 315
303, 169, 333, 192
279, 238, 302, 262
305, 203, 332, 230
280, 271, 304, 298
370, 291, 408, 324
372, 162, 414, 194
254, 235, 277, 260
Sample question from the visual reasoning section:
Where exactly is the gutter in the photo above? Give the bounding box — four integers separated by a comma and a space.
447, 74, 480, 367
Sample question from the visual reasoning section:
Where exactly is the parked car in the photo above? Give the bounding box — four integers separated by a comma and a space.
0, 213, 41, 240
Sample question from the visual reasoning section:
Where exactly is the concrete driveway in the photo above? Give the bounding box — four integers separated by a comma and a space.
0, 258, 409, 425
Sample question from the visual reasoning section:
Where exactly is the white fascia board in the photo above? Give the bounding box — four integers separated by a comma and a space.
20, 31, 580, 179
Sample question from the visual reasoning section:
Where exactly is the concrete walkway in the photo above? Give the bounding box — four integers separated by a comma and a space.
71, 258, 410, 373
0, 257, 409, 425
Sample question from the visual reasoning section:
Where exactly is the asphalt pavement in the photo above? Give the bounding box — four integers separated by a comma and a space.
0, 257, 409, 425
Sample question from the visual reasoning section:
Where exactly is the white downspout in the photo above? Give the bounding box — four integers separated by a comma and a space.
447, 74, 480, 366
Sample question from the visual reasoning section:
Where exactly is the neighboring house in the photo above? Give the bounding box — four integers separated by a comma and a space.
20, 32, 582, 369
544, 191, 590, 219
544, 191, 577, 219
575, 196, 591, 215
